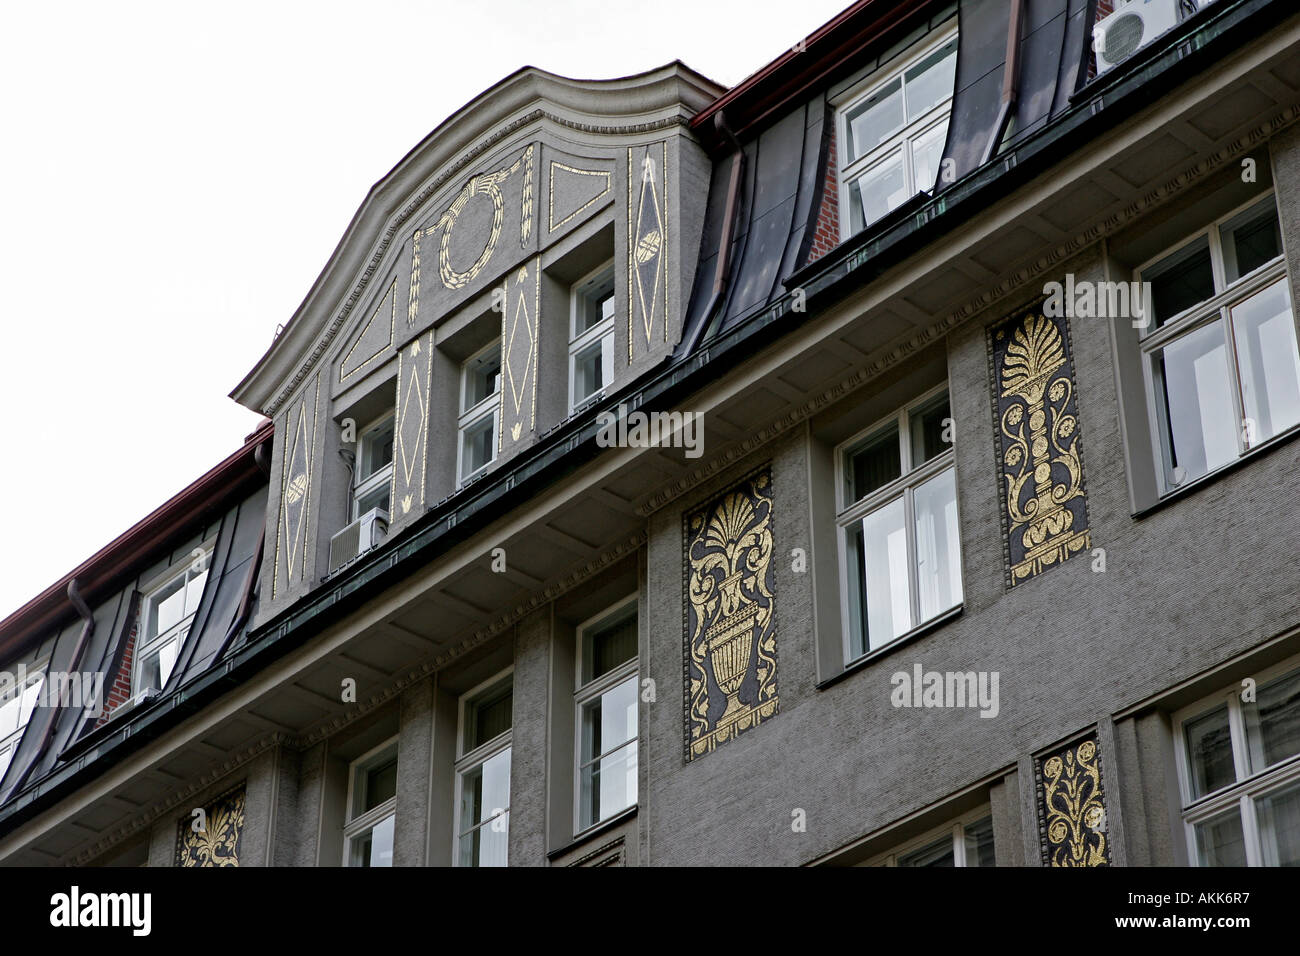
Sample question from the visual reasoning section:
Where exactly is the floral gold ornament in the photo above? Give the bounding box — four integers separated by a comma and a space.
989, 303, 1092, 587
1036, 736, 1110, 867
174, 786, 245, 867
683, 467, 777, 760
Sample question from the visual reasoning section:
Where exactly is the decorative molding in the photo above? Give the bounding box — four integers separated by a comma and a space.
567, 835, 626, 867
174, 783, 245, 867
1035, 733, 1111, 867
264, 110, 691, 417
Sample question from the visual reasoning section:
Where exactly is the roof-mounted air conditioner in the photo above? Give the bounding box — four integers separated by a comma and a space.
1094, 0, 1185, 74
328, 508, 389, 574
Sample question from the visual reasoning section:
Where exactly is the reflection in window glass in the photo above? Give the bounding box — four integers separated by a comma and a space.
1154, 320, 1237, 485
1232, 280, 1300, 448
1243, 668, 1300, 774
1148, 237, 1215, 329
848, 152, 907, 236
845, 78, 903, 162
913, 468, 962, 625
458, 748, 511, 867
861, 497, 911, 649
1256, 783, 1300, 867
1196, 809, 1247, 867
1186, 705, 1236, 799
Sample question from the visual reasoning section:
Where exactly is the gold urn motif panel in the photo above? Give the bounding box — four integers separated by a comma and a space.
989, 303, 1092, 587
1036, 736, 1110, 867
174, 785, 245, 867
683, 467, 777, 761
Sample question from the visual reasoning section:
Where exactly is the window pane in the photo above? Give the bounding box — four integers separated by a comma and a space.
1256, 782, 1300, 867
458, 810, 509, 867
1147, 236, 1215, 329
910, 119, 948, 195
1185, 704, 1236, 798
1243, 667, 1300, 774
460, 415, 496, 479
963, 816, 996, 867
1195, 809, 1248, 866
361, 756, 398, 813
862, 497, 912, 649
357, 418, 395, 482
913, 467, 962, 623
463, 346, 501, 410
351, 813, 394, 867
580, 740, 638, 829
576, 270, 615, 336
138, 650, 163, 696
184, 567, 208, 618
0, 692, 21, 738
583, 676, 639, 761
572, 338, 606, 405
1232, 279, 1300, 447
19, 675, 44, 728
909, 392, 951, 467
848, 152, 907, 235
845, 78, 904, 162
898, 833, 954, 867
845, 523, 870, 660
467, 686, 513, 751
1222, 201, 1282, 284
355, 483, 391, 518
846, 423, 902, 503
583, 609, 637, 683
904, 38, 957, 121
149, 575, 187, 639
157, 637, 181, 689
1153, 320, 1237, 485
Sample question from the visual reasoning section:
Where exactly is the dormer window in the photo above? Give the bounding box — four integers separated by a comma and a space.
352, 412, 395, 520
570, 263, 616, 411
837, 29, 957, 238
0, 664, 45, 783
135, 547, 212, 698
458, 341, 501, 484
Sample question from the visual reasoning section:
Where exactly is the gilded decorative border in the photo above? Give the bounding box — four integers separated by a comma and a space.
549, 160, 612, 232
339, 278, 396, 383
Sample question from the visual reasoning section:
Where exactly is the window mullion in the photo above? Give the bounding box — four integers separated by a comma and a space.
1227, 691, 1251, 783
1241, 793, 1262, 867
904, 486, 919, 632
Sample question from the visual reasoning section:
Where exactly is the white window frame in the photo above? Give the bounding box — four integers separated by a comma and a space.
569, 261, 616, 412
132, 541, 214, 701
453, 667, 513, 867
1173, 653, 1300, 867
573, 595, 639, 835
0, 659, 48, 784
342, 736, 399, 867
1135, 189, 1296, 496
862, 805, 994, 867
351, 410, 395, 521
456, 340, 501, 487
834, 383, 962, 663
834, 23, 958, 241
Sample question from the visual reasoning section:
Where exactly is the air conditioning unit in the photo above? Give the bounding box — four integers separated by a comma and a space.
1094, 0, 1183, 74
328, 508, 389, 574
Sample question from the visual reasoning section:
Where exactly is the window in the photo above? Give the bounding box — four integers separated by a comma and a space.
864, 808, 995, 867
570, 263, 615, 411
343, 739, 398, 867
454, 671, 512, 867
134, 547, 211, 698
837, 386, 961, 659
352, 411, 394, 520
0, 664, 46, 783
458, 341, 501, 485
1137, 193, 1299, 493
575, 598, 638, 832
1175, 657, 1300, 866
837, 29, 957, 238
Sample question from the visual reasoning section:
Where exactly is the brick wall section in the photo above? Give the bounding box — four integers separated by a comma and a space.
805, 129, 840, 265
96, 621, 137, 727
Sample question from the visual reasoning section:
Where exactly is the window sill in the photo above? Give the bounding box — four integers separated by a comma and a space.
816, 604, 964, 691
546, 804, 638, 862
1132, 425, 1300, 520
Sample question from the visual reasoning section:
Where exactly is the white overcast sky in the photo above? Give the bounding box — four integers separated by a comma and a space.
0, 0, 849, 618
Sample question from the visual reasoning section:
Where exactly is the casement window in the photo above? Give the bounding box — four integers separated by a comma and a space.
837, 28, 957, 239
1136, 192, 1299, 494
352, 411, 395, 520
454, 671, 512, 867
1174, 657, 1300, 866
0, 664, 46, 784
457, 341, 501, 485
575, 598, 638, 833
836, 386, 962, 660
864, 807, 995, 867
134, 546, 212, 698
343, 738, 398, 867
569, 263, 616, 411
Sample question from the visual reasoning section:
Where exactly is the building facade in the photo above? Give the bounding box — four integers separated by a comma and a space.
3, 0, 1300, 867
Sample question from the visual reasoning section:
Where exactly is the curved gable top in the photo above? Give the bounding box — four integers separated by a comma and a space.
231, 62, 725, 416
